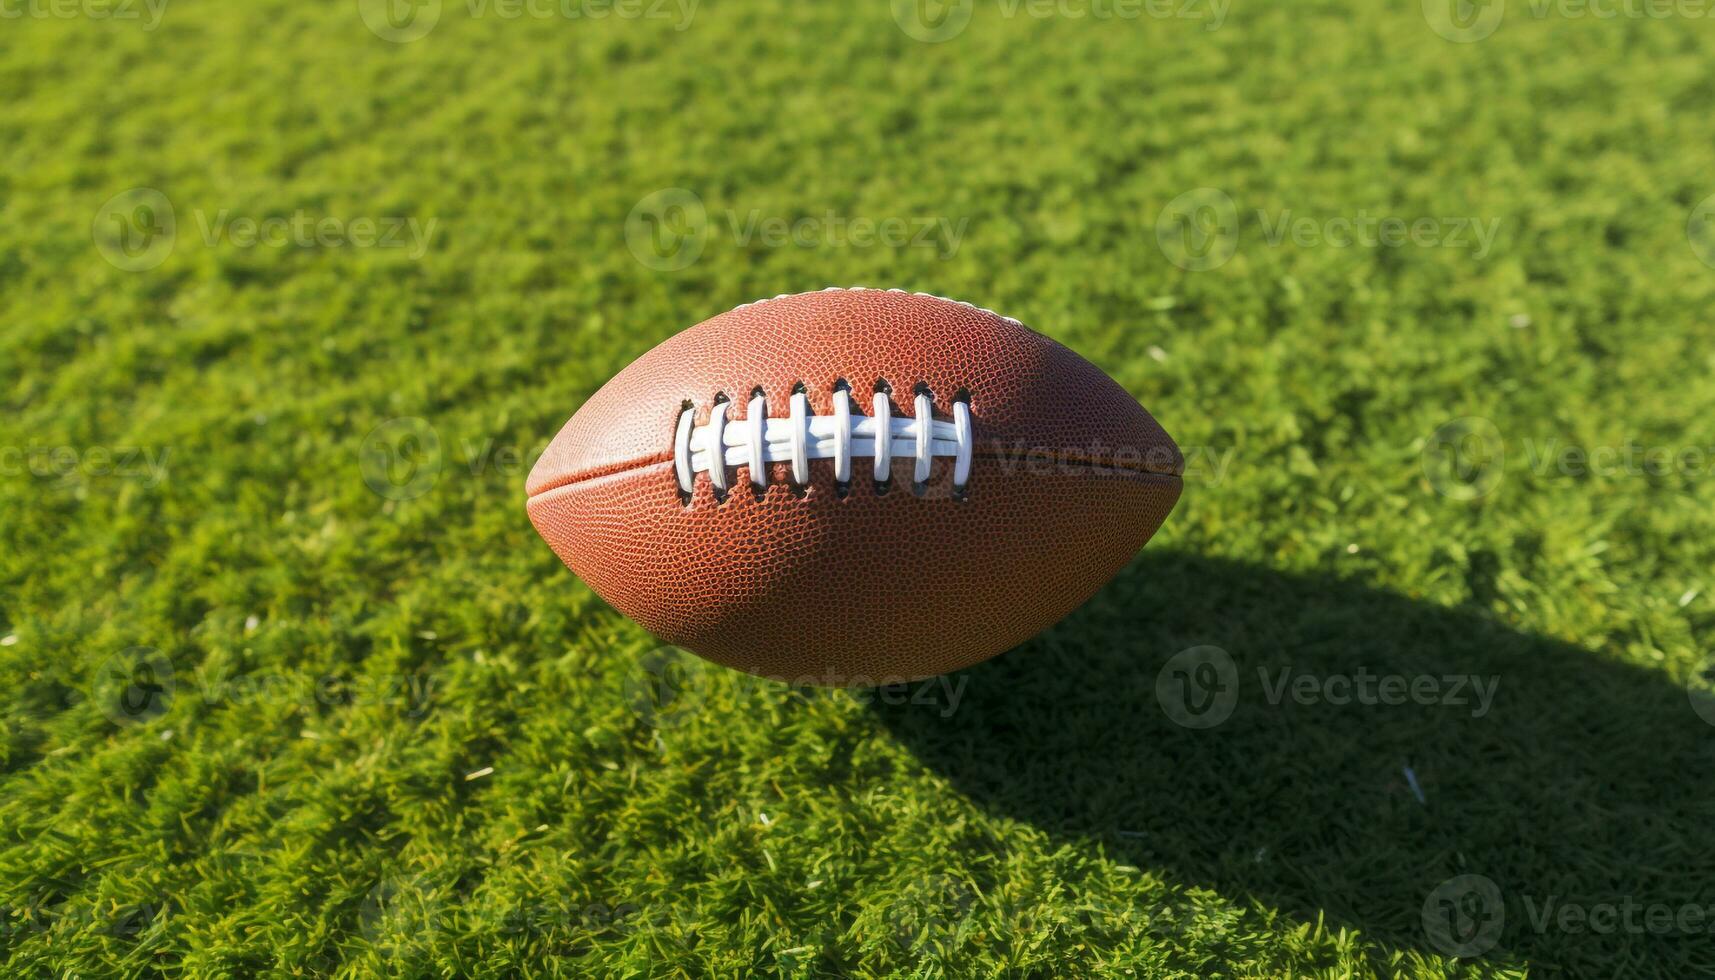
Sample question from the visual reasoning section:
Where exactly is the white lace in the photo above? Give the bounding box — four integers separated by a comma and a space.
674, 386, 973, 495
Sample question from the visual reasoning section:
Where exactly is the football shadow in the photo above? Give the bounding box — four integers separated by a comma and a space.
871, 551, 1715, 974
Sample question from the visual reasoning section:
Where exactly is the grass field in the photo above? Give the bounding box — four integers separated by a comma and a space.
4, 0, 1715, 975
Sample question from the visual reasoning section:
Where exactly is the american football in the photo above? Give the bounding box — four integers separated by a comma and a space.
13, 2, 1703, 971
526, 287, 1182, 684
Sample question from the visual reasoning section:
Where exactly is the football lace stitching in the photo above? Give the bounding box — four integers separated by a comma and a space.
674, 384, 972, 499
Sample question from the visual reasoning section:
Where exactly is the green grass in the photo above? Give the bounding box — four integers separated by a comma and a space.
4, 0, 1715, 975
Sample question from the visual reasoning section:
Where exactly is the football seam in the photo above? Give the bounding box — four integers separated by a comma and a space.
731, 286, 1025, 327
526, 448, 1181, 500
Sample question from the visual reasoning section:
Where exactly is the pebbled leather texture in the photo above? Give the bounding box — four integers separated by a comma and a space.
527, 288, 1183, 684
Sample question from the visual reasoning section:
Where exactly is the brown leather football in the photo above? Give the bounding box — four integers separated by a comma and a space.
526, 287, 1182, 685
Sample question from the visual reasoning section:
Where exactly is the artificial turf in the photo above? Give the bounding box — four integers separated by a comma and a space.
3, 0, 1714, 975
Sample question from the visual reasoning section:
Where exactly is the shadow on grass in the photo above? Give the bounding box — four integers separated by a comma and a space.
872, 551, 1715, 974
